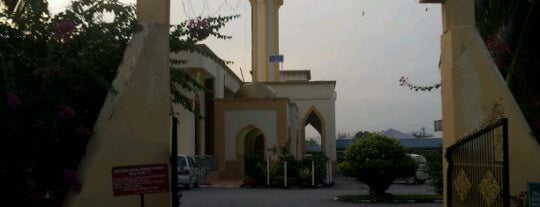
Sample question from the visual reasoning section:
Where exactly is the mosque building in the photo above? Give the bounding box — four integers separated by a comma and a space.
172, 0, 337, 181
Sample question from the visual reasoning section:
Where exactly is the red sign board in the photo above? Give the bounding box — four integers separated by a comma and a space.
112, 164, 169, 196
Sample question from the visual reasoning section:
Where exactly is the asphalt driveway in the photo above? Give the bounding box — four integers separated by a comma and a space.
180, 176, 442, 207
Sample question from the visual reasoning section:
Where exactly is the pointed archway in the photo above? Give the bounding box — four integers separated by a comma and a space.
236, 125, 266, 178
300, 106, 326, 158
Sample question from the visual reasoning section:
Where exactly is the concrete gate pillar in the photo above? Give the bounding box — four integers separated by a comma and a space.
439, 0, 540, 206
65, 0, 173, 207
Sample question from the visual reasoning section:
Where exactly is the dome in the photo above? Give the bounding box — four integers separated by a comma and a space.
235, 82, 277, 98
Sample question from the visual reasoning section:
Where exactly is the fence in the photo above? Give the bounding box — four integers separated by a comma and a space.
194, 155, 217, 184
446, 118, 509, 206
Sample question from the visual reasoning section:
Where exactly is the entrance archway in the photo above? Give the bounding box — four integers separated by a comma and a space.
301, 106, 325, 157
236, 125, 265, 177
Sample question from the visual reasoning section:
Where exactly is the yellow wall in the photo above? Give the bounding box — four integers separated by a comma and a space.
65, 1, 172, 206
441, 0, 540, 205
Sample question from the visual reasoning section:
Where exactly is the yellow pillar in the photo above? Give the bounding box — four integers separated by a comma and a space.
440, 1, 475, 205
137, 0, 170, 24
250, 0, 282, 82
441, 0, 540, 206
66, 0, 172, 206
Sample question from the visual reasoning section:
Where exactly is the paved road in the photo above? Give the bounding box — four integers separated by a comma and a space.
180, 177, 442, 207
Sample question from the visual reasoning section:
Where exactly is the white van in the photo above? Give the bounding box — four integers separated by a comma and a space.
406, 153, 429, 184
177, 154, 200, 189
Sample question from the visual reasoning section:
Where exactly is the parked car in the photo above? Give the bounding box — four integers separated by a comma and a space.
177, 154, 200, 189
405, 153, 429, 184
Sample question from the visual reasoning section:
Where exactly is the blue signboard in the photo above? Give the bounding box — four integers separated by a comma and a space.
269, 54, 284, 63
530, 183, 540, 207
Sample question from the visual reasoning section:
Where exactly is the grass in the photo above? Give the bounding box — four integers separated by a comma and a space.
336, 194, 443, 203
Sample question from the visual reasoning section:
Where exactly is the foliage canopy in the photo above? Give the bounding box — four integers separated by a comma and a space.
0, 0, 238, 205
339, 133, 416, 196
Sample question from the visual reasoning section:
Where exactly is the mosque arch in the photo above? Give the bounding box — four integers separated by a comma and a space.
300, 106, 326, 157
236, 124, 266, 176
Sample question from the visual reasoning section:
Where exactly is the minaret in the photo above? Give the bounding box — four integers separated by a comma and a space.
250, 0, 283, 82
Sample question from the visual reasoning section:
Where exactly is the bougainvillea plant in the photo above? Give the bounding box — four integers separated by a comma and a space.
0, 0, 238, 206
398, 76, 441, 92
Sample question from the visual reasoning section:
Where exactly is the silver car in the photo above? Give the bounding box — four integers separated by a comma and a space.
177, 154, 200, 189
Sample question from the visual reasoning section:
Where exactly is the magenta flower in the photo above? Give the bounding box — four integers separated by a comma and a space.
54, 19, 76, 40
7, 92, 22, 109
398, 76, 408, 87
187, 17, 211, 41
485, 35, 511, 69
58, 105, 76, 120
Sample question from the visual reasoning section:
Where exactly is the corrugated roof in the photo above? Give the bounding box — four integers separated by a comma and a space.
397, 138, 442, 149
336, 138, 355, 150
335, 137, 442, 151
305, 143, 322, 152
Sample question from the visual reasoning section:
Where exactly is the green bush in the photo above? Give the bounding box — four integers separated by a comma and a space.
296, 167, 311, 187
340, 133, 416, 196
244, 147, 329, 188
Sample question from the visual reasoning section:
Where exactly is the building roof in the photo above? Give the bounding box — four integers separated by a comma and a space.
306, 143, 322, 152
397, 138, 442, 150
335, 137, 442, 151
195, 44, 243, 83
336, 138, 355, 151
381, 128, 416, 139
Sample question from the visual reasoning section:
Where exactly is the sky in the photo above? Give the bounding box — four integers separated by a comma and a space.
49, 0, 443, 138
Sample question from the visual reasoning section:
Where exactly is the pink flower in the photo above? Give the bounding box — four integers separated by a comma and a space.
485, 35, 511, 69
187, 17, 211, 41
398, 76, 408, 87
7, 92, 22, 109
58, 105, 76, 120
54, 20, 76, 40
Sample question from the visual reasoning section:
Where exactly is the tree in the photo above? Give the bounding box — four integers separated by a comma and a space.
0, 0, 30, 19
338, 133, 416, 196
354, 130, 370, 139
0, 0, 237, 205
337, 132, 350, 139
305, 138, 317, 146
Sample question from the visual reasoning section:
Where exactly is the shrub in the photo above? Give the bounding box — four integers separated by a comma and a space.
296, 167, 311, 187
245, 146, 330, 188
340, 133, 416, 196
303, 152, 329, 186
